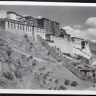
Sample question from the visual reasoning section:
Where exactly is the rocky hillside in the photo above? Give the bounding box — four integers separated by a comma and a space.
0, 28, 93, 90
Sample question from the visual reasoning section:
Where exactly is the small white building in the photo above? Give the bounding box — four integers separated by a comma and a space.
71, 37, 92, 59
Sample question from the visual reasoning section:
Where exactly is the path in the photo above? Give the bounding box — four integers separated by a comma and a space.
8, 44, 47, 63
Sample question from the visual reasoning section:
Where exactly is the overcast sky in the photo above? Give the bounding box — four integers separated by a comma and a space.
0, 5, 96, 42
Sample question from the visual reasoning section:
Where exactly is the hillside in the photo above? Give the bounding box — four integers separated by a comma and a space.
0, 28, 94, 90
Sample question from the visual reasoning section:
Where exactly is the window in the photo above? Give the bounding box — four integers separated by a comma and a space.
8, 21, 10, 28
11, 22, 13, 29
81, 41, 85, 49
46, 34, 50, 40
18, 24, 19, 30
29, 26, 31, 32
29, 26, 30, 31
31, 27, 33, 32
28, 26, 29, 31
14, 23, 16, 29
23, 25, 24, 30
13, 23, 15, 29
20, 24, 22, 30
26, 26, 27, 31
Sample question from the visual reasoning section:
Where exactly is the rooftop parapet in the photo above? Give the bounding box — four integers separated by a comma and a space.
71, 37, 88, 42
38, 17, 60, 24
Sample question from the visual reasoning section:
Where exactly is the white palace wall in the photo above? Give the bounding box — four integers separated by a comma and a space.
4, 20, 46, 42
34, 27, 46, 41
48, 35, 92, 59
82, 42, 92, 58
49, 35, 75, 56
4, 21, 34, 37
71, 39, 82, 49
72, 47, 91, 59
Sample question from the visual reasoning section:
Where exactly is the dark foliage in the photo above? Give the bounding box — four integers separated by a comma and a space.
70, 81, 78, 87
64, 79, 70, 85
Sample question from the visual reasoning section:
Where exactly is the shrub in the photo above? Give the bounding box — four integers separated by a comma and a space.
54, 87, 58, 90
6, 50, 12, 57
14, 70, 22, 78
3, 72, 14, 80
64, 79, 70, 85
58, 85, 67, 90
55, 79, 59, 84
24, 34, 27, 39
32, 59, 37, 66
21, 54, 26, 59
30, 56, 33, 59
30, 43, 33, 46
85, 59, 89, 64
0, 42, 4, 46
24, 34, 29, 42
0, 81, 7, 87
70, 81, 78, 87
47, 52, 50, 55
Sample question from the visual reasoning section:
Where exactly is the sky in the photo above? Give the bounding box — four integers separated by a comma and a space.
0, 5, 96, 42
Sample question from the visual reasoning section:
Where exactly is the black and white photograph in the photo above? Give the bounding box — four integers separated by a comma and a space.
0, 1, 96, 95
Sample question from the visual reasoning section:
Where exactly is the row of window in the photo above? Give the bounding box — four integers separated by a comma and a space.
7, 21, 34, 32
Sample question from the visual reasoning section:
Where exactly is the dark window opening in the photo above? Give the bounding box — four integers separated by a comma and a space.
18, 24, 19, 30
11, 22, 13, 29
20, 24, 22, 30
46, 34, 50, 40
23, 25, 24, 30
8, 21, 10, 28
81, 41, 85, 49
59, 32, 64, 38
14, 23, 16, 29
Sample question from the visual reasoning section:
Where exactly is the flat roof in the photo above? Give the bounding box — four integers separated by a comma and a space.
38, 18, 60, 24
71, 37, 85, 41
0, 18, 42, 28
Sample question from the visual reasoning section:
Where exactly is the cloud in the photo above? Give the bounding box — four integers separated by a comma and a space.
63, 26, 96, 42
85, 17, 96, 28
63, 17, 96, 42
63, 26, 85, 38
73, 25, 81, 29
85, 28, 96, 40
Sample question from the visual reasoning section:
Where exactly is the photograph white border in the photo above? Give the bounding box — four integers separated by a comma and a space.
0, 1, 96, 95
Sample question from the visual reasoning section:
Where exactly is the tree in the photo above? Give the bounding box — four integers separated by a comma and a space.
3, 71, 14, 80
32, 59, 37, 67
64, 79, 70, 85
70, 81, 78, 87
58, 85, 67, 90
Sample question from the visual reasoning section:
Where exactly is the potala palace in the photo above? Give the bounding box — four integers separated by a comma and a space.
0, 10, 92, 60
